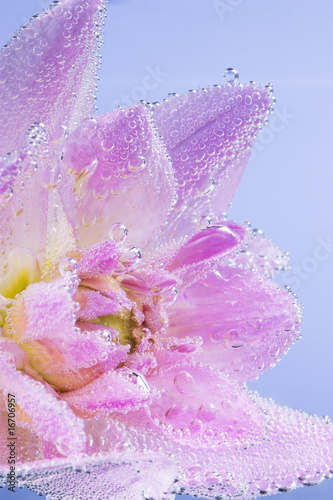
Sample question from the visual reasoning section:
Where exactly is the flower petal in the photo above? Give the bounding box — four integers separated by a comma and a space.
78, 240, 122, 279
62, 367, 151, 418
5, 280, 128, 391
0, 349, 85, 457
152, 84, 272, 239
225, 228, 289, 278
14, 453, 179, 500
169, 222, 245, 271
0, 0, 105, 156
179, 397, 333, 499
147, 362, 266, 449
168, 266, 301, 381
63, 104, 176, 248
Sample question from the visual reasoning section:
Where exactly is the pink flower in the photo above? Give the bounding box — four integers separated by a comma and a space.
0, 1, 332, 499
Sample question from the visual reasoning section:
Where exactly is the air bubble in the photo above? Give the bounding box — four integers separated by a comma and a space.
109, 223, 128, 244
174, 372, 195, 395
59, 257, 78, 277
101, 139, 114, 152
128, 156, 147, 172
197, 215, 213, 229
116, 247, 142, 273
224, 68, 239, 84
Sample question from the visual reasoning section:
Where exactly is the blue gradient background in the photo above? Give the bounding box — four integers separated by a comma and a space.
1, 1, 333, 499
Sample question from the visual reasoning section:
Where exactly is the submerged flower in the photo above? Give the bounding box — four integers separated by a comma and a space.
0, 1, 332, 499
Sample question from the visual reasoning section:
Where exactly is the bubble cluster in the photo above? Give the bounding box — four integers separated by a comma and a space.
0, 0, 105, 156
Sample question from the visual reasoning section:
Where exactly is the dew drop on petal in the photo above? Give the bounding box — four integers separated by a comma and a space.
99, 330, 111, 342
55, 436, 74, 456
109, 223, 128, 244
117, 247, 142, 273
226, 329, 245, 349
128, 156, 147, 172
59, 257, 78, 277
101, 139, 114, 152
197, 215, 213, 229
210, 329, 225, 344
174, 371, 195, 395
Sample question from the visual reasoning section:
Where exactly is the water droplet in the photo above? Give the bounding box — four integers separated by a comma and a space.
131, 371, 150, 392
116, 247, 142, 273
210, 329, 225, 344
197, 215, 213, 229
41, 169, 62, 190
55, 436, 74, 456
198, 177, 215, 196
162, 287, 178, 308
101, 139, 114, 152
33, 46, 43, 57
268, 345, 280, 358
92, 183, 108, 200
128, 156, 147, 172
283, 319, 294, 332
224, 68, 239, 84
174, 371, 195, 395
59, 257, 78, 277
109, 223, 128, 244
83, 118, 97, 132
99, 330, 111, 342
226, 330, 245, 349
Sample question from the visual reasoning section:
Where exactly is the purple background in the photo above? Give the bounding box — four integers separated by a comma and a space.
1, 1, 333, 499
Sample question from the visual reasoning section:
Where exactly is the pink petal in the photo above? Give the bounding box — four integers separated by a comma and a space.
76, 288, 122, 321
225, 227, 289, 278
147, 363, 266, 449
15, 453, 179, 500
63, 104, 176, 248
78, 240, 122, 279
169, 222, 245, 271
8, 280, 128, 391
62, 367, 151, 418
0, 349, 85, 457
0, 0, 105, 156
168, 266, 301, 381
152, 84, 272, 239
179, 397, 333, 499
0, 137, 77, 279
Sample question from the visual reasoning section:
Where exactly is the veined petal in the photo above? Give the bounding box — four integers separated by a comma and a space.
0, 0, 106, 156
152, 84, 272, 240
167, 266, 301, 381
63, 104, 176, 248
